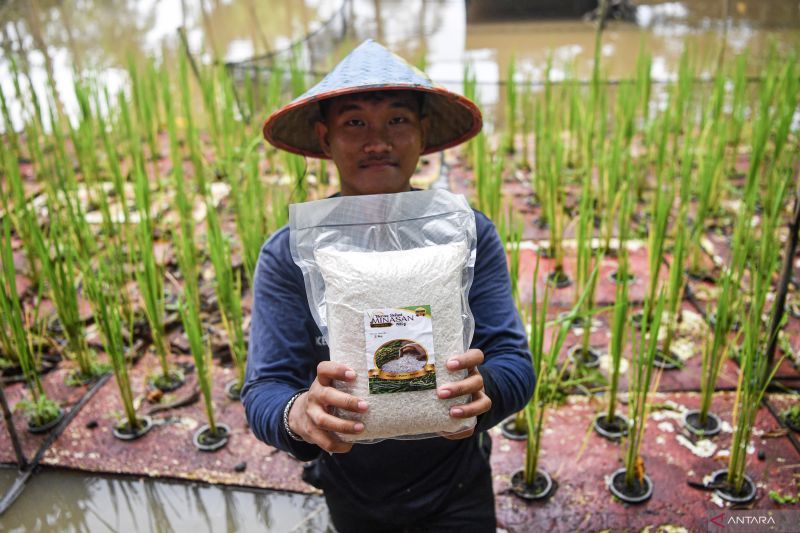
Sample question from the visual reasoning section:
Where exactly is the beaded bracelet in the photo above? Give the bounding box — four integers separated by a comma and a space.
283, 389, 308, 442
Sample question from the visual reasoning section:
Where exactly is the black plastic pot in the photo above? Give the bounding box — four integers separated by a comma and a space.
783, 413, 800, 433
607, 468, 653, 503
608, 269, 635, 285
510, 469, 554, 500
708, 312, 741, 332
193, 423, 231, 452
682, 409, 721, 437
224, 379, 242, 401
652, 349, 681, 370
546, 269, 572, 289
151, 370, 186, 393
500, 417, 527, 441
112, 415, 154, 441
629, 311, 646, 331
568, 345, 600, 368
593, 413, 628, 440
708, 469, 756, 504
26, 407, 64, 434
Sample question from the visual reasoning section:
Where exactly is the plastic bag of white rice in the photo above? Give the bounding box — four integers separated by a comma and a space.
290, 190, 477, 442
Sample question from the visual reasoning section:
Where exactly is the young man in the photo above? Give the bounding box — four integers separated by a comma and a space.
243, 40, 534, 532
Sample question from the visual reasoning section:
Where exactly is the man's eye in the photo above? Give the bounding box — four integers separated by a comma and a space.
389, 117, 408, 125
345, 119, 364, 127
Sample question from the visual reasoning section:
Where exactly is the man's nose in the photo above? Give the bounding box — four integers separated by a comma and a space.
363, 126, 392, 153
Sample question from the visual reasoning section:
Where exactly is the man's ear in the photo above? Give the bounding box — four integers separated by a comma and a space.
315, 121, 332, 157
419, 116, 430, 151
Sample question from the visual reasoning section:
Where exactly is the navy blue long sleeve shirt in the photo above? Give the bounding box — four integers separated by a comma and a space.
242, 204, 534, 519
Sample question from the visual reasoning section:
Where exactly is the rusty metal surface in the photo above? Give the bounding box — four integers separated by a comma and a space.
0, 356, 315, 494
490, 392, 800, 532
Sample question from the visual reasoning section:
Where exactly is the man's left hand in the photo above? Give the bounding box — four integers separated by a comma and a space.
437, 348, 491, 440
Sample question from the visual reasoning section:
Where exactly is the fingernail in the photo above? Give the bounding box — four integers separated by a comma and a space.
447, 359, 460, 370
358, 400, 368, 411
354, 422, 364, 432
450, 408, 463, 416
345, 370, 356, 379
438, 389, 451, 398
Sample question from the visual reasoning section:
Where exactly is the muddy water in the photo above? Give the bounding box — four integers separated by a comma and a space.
1, 0, 799, 130
0, 0, 799, 526
0, 467, 328, 532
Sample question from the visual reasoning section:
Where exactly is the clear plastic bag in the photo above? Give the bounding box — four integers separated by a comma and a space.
289, 189, 477, 442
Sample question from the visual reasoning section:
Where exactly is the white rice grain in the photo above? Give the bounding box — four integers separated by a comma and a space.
315, 242, 474, 442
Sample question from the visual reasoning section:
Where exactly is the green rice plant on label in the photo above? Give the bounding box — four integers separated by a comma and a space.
85, 258, 150, 439
1, 219, 61, 430
206, 196, 247, 398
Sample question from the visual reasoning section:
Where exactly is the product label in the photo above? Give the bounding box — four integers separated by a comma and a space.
364, 306, 436, 395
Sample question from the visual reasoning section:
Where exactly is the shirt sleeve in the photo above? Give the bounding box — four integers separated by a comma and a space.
241, 229, 323, 461
469, 212, 535, 433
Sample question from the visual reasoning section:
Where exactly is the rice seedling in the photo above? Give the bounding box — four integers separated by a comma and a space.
205, 195, 247, 398
85, 258, 150, 438
472, 131, 503, 223
289, 48, 307, 98
689, 189, 750, 435
502, 56, 517, 155
513, 257, 600, 499
597, 228, 630, 439
1, 218, 61, 429
718, 239, 785, 501
543, 135, 568, 287
531, 55, 553, 211
659, 202, 688, 367
127, 56, 160, 169
179, 273, 228, 449
519, 76, 533, 170
610, 289, 666, 502
179, 48, 207, 196
132, 156, 183, 392
229, 143, 268, 285
572, 154, 603, 364
29, 205, 105, 385
636, 130, 673, 329
284, 150, 308, 204
686, 120, 725, 277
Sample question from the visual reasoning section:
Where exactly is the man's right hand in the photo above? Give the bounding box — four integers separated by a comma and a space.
287, 361, 368, 453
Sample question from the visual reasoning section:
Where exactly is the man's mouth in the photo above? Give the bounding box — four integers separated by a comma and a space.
359, 158, 396, 168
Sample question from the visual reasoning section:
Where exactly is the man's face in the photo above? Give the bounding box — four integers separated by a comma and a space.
315, 92, 429, 196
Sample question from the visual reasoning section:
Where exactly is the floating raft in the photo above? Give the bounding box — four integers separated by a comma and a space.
1, 353, 799, 531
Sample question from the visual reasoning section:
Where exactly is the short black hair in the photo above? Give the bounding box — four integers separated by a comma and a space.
318, 90, 426, 122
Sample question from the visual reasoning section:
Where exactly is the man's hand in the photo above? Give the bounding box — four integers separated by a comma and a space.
437, 348, 492, 440
288, 361, 368, 453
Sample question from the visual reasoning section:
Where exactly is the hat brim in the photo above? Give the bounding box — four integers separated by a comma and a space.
262, 85, 483, 159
